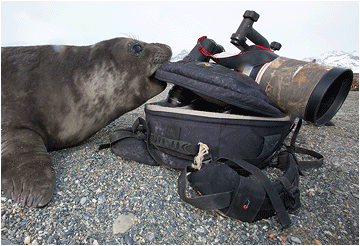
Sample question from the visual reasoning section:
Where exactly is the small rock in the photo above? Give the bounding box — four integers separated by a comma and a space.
315, 239, 322, 245
290, 236, 301, 244
24, 236, 31, 245
98, 197, 106, 204
324, 230, 333, 236
196, 228, 206, 234
80, 197, 87, 205
220, 237, 225, 244
124, 235, 134, 245
113, 213, 137, 234
1, 239, 13, 245
93, 239, 99, 245
147, 232, 155, 242
269, 233, 276, 239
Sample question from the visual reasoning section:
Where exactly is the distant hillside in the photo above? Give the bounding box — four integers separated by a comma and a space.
171, 50, 189, 61
302, 51, 359, 73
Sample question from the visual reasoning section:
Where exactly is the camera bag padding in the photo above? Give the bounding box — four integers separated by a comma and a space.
154, 60, 284, 118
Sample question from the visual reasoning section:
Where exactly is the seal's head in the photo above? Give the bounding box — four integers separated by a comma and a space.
123, 39, 172, 97
89, 38, 172, 100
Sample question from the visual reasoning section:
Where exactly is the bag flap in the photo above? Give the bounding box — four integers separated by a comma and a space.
154, 60, 284, 117
187, 161, 240, 196
185, 160, 266, 222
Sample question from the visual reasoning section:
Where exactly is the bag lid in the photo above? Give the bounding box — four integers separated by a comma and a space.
154, 60, 284, 118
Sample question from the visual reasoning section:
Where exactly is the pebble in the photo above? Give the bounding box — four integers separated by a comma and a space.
113, 213, 137, 234
290, 236, 302, 244
24, 236, 31, 245
98, 197, 106, 204
196, 228, 206, 234
80, 197, 87, 205
124, 235, 134, 245
147, 232, 156, 242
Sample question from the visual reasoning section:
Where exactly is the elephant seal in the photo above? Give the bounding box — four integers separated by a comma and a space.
1, 37, 172, 207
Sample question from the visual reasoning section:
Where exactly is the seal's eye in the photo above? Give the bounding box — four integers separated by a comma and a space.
128, 43, 144, 57
132, 44, 143, 53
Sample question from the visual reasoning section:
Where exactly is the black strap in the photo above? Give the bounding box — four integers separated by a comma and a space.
212, 46, 278, 69
287, 119, 324, 170
98, 130, 138, 150
98, 117, 148, 151
99, 117, 204, 168
134, 118, 185, 169
295, 147, 323, 170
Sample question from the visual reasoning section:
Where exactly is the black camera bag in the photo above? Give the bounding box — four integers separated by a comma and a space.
100, 60, 294, 169
99, 59, 323, 228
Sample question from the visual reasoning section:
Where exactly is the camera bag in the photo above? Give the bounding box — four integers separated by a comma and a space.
100, 60, 293, 169
99, 59, 323, 228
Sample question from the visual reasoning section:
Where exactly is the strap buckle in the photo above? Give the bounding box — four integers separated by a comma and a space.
277, 176, 301, 211
284, 185, 301, 211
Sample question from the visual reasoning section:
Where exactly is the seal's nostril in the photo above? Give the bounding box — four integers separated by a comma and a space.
152, 52, 172, 64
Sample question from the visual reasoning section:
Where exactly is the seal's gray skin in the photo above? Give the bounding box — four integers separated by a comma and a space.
1, 38, 172, 207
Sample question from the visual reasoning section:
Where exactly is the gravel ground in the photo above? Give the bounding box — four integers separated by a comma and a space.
1, 87, 358, 245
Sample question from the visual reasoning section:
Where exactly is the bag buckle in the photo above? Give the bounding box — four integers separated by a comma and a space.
277, 176, 301, 211
284, 185, 301, 211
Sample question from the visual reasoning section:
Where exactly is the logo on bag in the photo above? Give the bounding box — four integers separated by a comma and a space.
243, 199, 251, 210
195, 62, 213, 68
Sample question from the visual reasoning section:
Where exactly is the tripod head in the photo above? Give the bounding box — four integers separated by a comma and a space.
231, 10, 281, 51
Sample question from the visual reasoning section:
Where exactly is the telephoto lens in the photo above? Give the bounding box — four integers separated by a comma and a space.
225, 10, 354, 125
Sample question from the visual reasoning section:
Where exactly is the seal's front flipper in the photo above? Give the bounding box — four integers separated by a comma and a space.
1, 129, 56, 207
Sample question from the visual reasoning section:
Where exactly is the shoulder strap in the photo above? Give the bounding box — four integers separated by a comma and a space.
286, 119, 324, 171
98, 117, 148, 151
98, 129, 138, 150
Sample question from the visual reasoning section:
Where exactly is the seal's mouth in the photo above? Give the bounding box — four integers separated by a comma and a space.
150, 73, 167, 88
